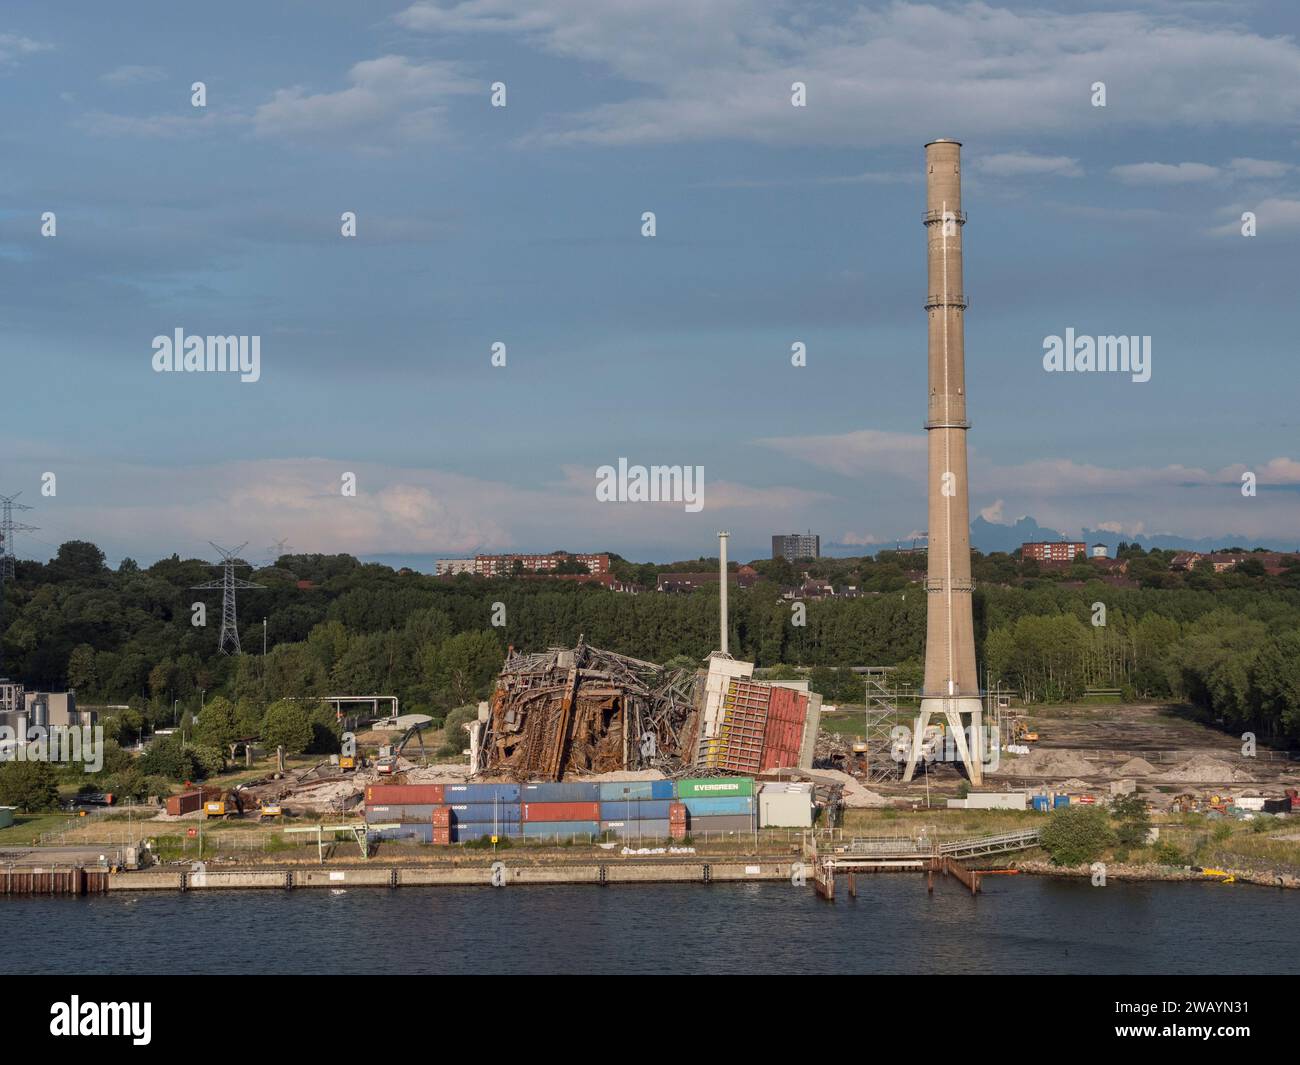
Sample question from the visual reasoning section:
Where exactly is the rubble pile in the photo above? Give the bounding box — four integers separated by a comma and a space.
477, 641, 699, 781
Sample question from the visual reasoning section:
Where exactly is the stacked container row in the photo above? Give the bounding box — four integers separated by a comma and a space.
365, 776, 760, 844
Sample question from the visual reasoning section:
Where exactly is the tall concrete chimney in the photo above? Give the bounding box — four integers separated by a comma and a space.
904, 139, 983, 785
718, 531, 730, 655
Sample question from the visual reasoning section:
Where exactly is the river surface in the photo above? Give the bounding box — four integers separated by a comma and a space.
2, 876, 1293, 974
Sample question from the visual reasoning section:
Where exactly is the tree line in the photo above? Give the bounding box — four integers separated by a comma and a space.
4, 541, 1300, 749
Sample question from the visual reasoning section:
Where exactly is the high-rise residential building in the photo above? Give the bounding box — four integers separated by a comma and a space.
771, 533, 820, 560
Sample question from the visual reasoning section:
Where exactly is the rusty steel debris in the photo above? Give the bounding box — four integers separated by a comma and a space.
477, 640, 700, 781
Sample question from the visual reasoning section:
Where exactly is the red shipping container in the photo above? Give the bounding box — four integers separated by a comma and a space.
431, 806, 451, 826
670, 821, 688, 841
668, 802, 688, 823
432, 827, 451, 845
522, 801, 600, 822
165, 791, 204, 817
366, 784, 445, 805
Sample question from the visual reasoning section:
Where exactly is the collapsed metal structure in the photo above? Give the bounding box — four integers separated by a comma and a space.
476, 640, 700, 781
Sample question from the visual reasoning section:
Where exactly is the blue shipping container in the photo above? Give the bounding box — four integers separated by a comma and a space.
452, 822, 520, 842
371, 823, 434, 843
446, 802, 521, 824
595, 780, 674, 801
680, 796, 754, 817
1031, 796, 1051, 812
443, 783, 521, 803
600, 819, 671, 839
521, 820, 600, 839
1053, 795, 1070, 808
598, 800, 672, 821
519, 782, 600, 802
598, 821, 670, 837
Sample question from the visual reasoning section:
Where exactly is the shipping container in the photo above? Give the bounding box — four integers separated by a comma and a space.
600, 819, 672, 839
446, 802, 521, 824
962, 791, 1028, 811
521, 801, 600, 823
669, 821, 688, 841
365, 784, 445, 805
668, 802, 688, 823
371, 823, 434, 843
432, 827, 451, 845
519, 782, 600, 803
1031, 795, 1051, 812
452, 822, 520, 842
685, 813, 754, 833
679, 796, 754, 817
675, 777, 754, 799
521, 820, 600, 839
165, 791, 205, 817
595, 780, 674, 801
443, 783, 521, 803
364, 803, 444, 823
598, 799, 672, 821
431, 806, 451, 826
1053, 795, 1070, 808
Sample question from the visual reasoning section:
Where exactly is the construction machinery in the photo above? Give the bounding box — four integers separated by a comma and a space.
1010, 718, 1039, 743
374, 720, 437, 774
258, 801, 283, 821
203, 789, 246, 820
338, 754, 357, 772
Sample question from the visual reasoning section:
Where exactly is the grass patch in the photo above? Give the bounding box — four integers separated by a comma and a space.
0, 812, 72, 846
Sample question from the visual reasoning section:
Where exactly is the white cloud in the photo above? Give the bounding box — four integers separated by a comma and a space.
1111, 162, 1221, 184
758, 429, 925, 478
25, 456, 826, 564
101, 65, 166, 86
1210, 196, 1300, 236
975, 152, 1081, 178
1227, 157, 1294, 179
397, 1, 1300, 147
252, 56, 478, 144
759, 427, 1300, 542
837, 530, 882, 546
0, 33, 49, 66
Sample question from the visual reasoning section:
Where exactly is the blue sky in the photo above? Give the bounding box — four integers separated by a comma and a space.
2, 0, 1299, 566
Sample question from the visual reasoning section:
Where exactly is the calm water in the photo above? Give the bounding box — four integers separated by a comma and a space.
2, 877, 1294, 974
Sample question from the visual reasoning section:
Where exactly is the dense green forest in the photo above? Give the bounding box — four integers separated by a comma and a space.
5, 541, 1300, 750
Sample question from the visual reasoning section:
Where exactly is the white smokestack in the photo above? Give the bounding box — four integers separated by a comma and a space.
718, 531, 730, 655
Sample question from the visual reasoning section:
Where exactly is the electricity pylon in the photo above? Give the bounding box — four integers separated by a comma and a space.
192, 542, 264, 655
0, 492, 36, 674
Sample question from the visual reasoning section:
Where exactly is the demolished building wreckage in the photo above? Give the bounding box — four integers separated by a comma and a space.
472, 641, 822, 782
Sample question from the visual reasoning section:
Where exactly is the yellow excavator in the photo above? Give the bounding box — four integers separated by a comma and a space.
203, 789, 246, 819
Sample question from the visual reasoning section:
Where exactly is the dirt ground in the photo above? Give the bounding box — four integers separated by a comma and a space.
836, 702, 1300, 804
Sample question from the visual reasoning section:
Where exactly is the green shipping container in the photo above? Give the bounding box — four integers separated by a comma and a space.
675, 777, 754, 798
